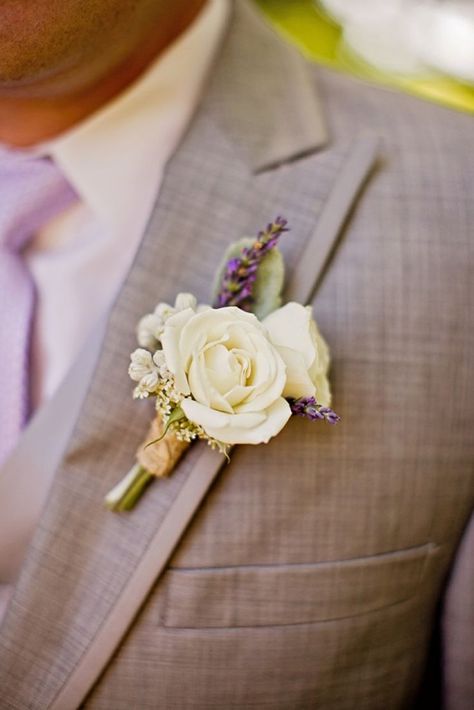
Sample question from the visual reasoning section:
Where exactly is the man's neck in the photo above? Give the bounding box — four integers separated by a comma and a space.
0, 1, 206, 148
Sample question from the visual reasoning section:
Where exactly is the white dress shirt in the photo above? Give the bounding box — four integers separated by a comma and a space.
25, 0, 229, 408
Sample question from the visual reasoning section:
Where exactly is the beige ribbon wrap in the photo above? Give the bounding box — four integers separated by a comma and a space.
136, 416, 190, 477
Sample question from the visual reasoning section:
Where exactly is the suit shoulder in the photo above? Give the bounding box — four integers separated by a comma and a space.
307, 63, 473, 152
300, 64, 473, 201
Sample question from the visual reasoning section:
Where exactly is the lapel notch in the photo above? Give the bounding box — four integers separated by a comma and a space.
205, 0, 328, 172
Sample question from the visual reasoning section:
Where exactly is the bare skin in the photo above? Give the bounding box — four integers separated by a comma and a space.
0, 0, 207, 147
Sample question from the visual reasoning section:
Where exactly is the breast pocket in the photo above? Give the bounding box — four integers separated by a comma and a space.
158, 541, 440, 629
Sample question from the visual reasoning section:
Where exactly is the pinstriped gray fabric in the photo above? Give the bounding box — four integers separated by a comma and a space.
285, 134, 378, 304
0, 2, 473, 708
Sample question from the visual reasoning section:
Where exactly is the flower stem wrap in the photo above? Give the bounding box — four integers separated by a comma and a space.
104, 418, 190, 511
136, 416, 190, 477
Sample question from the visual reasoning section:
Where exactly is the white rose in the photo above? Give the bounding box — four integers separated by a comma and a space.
161, 306, 291, 445
263, 302, 331, 406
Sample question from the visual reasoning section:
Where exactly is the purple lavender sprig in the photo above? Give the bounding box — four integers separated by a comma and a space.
214, 216, 289, 310
289, 397, 340, 424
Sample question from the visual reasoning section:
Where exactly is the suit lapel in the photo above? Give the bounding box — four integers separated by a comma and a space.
0, 317, 106, 584
0, 3, 377, 707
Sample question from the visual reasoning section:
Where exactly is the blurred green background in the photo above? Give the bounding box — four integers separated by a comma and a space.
255, 0, 474, 114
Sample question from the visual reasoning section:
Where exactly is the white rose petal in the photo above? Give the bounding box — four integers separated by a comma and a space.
183, 397, 291, 445
272, 345, 317, 399
188, 346, 233, 413
196, 304, 212, 314
181, 398, 266, 431
235, 334, 287, 413
160, 308, 195, 395
264, 302, 332, 405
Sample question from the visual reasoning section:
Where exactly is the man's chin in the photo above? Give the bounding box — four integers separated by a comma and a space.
0, 64, 66, 97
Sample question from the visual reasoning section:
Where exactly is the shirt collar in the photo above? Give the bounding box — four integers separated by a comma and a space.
42, 0, 230, 235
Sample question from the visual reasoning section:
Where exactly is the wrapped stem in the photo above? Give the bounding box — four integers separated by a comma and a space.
105, 416, 190, 512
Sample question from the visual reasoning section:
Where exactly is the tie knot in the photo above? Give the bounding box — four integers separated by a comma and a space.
0, 150, 77, 253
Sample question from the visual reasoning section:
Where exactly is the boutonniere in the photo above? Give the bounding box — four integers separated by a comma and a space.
105, 218, 339, 511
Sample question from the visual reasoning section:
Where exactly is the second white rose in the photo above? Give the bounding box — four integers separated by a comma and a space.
263, 302, 331, 406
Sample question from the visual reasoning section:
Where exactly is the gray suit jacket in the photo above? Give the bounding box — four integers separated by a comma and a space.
0, 2, 473, 708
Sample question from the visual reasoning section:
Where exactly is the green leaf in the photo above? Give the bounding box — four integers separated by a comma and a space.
144, 406, 186, 448
252, 246, 285, 319
213, 237, 285, 319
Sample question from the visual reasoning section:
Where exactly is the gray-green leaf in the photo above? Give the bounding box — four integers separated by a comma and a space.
213, 237, 285, 320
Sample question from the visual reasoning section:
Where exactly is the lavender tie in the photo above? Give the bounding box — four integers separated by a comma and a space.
0, 150, 77, 465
